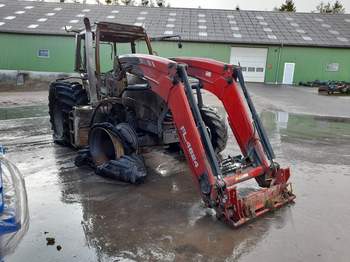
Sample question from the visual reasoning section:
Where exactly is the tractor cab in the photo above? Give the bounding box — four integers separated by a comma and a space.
71, 18, 181, 102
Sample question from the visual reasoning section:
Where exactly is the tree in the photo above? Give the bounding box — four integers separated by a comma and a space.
278, 0, 296, 12
317, 1, 345, 13
105, 0, 119, 4
141, 0, 149, 6
332, 0, 345, 13
235, 5, 240, 11
317, 2, 332, 13
156, 0, 165, 7
120, 0, 134, 5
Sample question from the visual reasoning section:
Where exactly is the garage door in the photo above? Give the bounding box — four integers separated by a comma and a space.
230, 47, 268, 83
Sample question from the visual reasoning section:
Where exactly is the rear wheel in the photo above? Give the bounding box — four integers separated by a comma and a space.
87, 122, 146, 184
200, 106, 228, 153
48, 81, 88, 146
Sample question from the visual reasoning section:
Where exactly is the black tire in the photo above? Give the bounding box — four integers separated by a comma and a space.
96, 154, 147, 184
48, 81, 88, 146
200, 106, 228, 153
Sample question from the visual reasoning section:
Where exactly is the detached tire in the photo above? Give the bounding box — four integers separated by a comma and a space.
48, 81, 88, 146
200, 106, 228, 153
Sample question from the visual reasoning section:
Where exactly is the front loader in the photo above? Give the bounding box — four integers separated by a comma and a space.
49, 18, 295, 227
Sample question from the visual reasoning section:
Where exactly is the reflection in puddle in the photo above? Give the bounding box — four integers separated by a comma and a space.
260, 110, 350, 165
0, 105, 48, 120
261, 110, 350, 141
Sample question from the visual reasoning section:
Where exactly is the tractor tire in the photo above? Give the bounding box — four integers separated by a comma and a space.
48, 81, 88, 146
200, 106, 228, 153
96, 154, 147, 184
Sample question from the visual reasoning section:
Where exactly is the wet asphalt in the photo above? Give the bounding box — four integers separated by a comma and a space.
0, 84, 349, 262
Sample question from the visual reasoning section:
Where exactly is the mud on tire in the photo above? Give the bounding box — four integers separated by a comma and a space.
200, 106, 228, 153
48, 81, 88, 146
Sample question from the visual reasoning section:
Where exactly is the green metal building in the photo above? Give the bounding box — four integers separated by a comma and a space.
0, 0, 350, 84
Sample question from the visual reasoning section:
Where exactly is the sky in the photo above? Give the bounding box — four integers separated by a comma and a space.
167, 0, 350, 13
50, 0, 350, 13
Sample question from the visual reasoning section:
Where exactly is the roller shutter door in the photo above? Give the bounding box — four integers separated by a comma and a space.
230, 47, 268, 83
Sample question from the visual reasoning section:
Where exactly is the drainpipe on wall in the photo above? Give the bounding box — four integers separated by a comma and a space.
275, 41, 283, 84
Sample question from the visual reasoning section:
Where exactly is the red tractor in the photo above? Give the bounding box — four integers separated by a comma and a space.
49, 18, 295, 227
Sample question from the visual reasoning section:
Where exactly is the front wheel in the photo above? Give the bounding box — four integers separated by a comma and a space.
200, 106, 228, 153
48, 81, 88, 146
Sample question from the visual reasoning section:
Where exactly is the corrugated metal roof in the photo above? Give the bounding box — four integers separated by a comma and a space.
0, 0, 350, 47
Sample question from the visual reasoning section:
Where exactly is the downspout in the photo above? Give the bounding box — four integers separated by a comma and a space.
275, 41, 283, 84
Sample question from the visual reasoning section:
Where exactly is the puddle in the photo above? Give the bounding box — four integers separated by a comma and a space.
259, 111, 350, 165
1, 99, 350, 261
0, 105, 48, 120
261, 111, 350, 141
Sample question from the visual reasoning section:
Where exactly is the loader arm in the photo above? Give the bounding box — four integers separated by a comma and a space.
119, 54, 295, 227
172, 57, 270, 171
119, 54, 218, 202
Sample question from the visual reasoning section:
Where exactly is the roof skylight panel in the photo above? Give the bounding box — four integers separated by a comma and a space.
28, 24, 39, 28
337, 37, 348, 42
329, 30, 339, 35
302, 36, 312, 41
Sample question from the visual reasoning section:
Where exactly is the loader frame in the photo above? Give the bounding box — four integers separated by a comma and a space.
118, 54, 295, 226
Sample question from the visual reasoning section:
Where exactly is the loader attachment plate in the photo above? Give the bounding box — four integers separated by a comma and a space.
221, 182, 295, 227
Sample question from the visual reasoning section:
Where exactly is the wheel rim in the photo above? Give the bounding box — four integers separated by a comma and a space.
89, 127, 125, 166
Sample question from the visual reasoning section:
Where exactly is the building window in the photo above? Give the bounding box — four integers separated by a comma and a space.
248, 67, 255, 72
256, 67, 264, 72
326, 63, 339, 72
38, 49, 49, 58
241, 67, 247, 72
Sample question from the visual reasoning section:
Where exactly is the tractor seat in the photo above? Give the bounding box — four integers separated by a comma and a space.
125, 83, 150, 91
